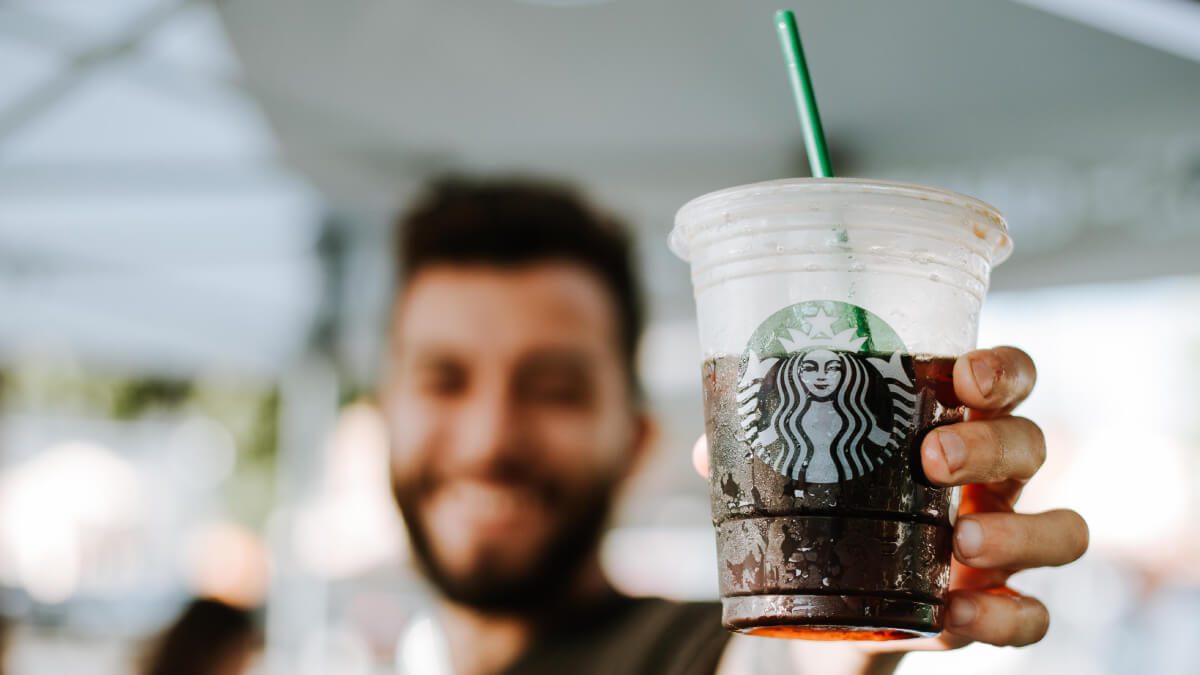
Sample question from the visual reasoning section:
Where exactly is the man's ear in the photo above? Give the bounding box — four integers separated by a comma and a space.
620, 412, 658, 484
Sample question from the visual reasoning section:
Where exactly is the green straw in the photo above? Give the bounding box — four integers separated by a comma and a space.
774, 9, 832, 178
774, 9, 872, 347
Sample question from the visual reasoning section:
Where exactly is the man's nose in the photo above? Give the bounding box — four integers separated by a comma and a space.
452, 385, 522, 469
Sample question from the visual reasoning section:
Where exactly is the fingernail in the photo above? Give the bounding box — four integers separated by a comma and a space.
938, 430, 967, 473
949, 596, 977, 627
970, 355, 997, 398
956, 519, 984, 558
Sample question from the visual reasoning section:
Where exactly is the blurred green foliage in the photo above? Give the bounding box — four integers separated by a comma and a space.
0, 363, 280, 527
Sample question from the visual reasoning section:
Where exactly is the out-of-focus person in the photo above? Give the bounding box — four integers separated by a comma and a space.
138, 597, 260, 675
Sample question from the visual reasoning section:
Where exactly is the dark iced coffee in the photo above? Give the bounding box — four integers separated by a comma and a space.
703, 351, 962, 639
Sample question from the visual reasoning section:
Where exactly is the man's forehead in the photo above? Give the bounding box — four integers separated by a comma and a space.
391, 262, 621, 354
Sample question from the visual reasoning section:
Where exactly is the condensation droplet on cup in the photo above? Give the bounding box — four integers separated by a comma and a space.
928, 272, 942, 282
849, 262, 866, 272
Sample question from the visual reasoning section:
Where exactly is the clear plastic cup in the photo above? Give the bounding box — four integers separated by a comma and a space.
671, 178, 1011, 639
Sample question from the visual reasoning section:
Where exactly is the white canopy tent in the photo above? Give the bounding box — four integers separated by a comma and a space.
1, 0, 1198, 379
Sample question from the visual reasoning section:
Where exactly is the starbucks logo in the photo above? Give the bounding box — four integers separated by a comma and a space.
737, 301, 917, 483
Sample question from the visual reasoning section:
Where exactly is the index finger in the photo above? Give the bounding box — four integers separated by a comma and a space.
956, 346, 1036, 416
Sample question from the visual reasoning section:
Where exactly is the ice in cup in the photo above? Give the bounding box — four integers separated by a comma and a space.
671, 178, 1012, 639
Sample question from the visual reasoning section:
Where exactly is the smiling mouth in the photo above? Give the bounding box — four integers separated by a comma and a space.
425, 480, 552, 531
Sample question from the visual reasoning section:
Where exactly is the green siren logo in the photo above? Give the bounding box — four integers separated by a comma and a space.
737, 300, 917, 483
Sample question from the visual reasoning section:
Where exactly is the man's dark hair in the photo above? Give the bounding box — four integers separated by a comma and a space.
395, 175, 644, 390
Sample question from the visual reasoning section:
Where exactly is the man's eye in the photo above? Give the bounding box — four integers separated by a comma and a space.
418, 367, 466, 396
523, 377, 589, 406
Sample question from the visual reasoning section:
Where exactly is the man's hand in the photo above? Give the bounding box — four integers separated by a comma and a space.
696, 347, 1089, 669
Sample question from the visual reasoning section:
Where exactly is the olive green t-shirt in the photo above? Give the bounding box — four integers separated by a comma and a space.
500, 595, 730, 675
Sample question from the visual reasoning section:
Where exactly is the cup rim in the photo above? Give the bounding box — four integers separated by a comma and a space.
671, 177, 1011, 264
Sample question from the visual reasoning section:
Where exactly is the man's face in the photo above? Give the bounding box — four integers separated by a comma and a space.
383, 262, 645, 612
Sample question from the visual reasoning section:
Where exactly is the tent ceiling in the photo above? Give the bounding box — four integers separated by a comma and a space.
2, 0, 1199, 377
219, 0, 1200, 300
0, 0, 321, 377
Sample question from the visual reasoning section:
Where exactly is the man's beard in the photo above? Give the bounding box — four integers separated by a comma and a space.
391, 465, 619, 615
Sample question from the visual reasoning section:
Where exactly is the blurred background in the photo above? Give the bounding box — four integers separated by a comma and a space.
1, 0, 1199, 673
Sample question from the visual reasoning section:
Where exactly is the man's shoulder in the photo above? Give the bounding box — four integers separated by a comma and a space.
507, 595, 730, 675
568, 595, 731, 675
618, 595, 724, 639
